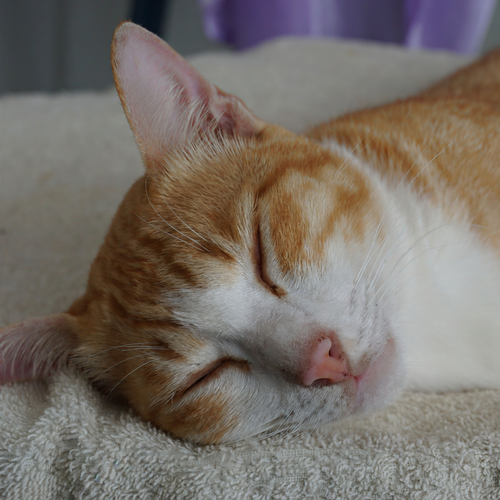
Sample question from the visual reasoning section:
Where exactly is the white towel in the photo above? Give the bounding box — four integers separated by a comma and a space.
1, 371, 499, 499
3, 38, 497, 499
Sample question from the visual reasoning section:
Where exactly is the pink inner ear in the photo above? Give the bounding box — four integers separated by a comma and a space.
0, 314, 78, 383
112, 22, 263, 161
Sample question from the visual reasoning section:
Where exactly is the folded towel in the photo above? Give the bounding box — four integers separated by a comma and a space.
1, 370, 499, 499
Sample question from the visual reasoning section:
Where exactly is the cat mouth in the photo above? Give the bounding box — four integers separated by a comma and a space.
354, 338, 397, 396
354, 373, 365, 389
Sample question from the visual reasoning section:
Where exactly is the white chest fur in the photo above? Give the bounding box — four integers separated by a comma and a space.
397, 214, 500, 392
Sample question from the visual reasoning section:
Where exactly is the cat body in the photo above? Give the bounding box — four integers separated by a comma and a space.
311, 91, 500, 393
1, 23, 500, 444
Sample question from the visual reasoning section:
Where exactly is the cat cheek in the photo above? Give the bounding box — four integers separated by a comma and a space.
150, 390, 238, 445
151, 365, 250, 444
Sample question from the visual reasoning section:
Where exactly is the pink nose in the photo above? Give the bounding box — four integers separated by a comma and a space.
302, 338, 350, 386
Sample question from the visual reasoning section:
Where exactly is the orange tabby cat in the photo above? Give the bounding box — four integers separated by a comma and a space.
2, 22, 500, 445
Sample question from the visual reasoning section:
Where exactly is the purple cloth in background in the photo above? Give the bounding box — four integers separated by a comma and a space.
199, 0, 497, 54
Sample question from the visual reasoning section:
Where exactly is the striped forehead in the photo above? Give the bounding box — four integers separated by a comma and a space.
260, 162, 373, 274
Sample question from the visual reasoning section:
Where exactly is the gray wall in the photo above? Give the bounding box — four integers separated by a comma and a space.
0, 0, 229, 94
0, 0, 131, 93
1, 0, 500, 94
483, 0, 500, 52
163, 0, 230, 56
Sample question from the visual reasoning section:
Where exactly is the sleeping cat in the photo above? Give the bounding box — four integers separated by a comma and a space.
1, 22, 500, 445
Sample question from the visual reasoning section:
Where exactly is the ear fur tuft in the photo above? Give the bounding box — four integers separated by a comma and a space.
111, 22, 263, 165
0, 314, 79, 383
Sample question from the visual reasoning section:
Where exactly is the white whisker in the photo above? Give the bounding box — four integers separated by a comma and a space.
370, 222, 452, 306
91, 353, 149, 384
86, 343, 168, 359
330, 134, 370, 183
406, 142, 452, 191
144, 176, 210, 252
131, 210, 205, 252
358, 139, 445, 294
152, 173, 212, 245
107, 360, 156, 396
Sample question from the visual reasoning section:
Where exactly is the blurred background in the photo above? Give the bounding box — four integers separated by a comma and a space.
1, 0, 500, 95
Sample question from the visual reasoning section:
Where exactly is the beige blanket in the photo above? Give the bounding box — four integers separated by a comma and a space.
2, 37, 499, 499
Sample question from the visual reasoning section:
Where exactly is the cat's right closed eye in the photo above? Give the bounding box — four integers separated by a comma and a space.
1, 22, 500, 445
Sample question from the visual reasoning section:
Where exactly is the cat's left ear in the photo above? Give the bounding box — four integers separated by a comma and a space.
0, 314, 79, 383
111, 22, 264, 163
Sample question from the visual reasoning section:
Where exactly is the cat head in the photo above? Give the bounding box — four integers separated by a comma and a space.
0, 22, 404, 444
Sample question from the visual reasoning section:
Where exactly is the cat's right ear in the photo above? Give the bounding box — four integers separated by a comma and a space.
111, 22, 264, 164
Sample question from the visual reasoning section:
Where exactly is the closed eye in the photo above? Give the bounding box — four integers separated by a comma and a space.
256, 227, 286, 298
175, 358, 249, 400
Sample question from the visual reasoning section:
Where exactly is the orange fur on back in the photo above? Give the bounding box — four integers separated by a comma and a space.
308, 49, 500, 249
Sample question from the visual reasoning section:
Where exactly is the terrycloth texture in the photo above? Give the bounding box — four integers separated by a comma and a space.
2, 38, 499, 498
1, 370, 499, 499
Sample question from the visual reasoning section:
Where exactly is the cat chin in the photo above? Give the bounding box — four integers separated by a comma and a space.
353, 337, 405, 414
229, 338, 404, 442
